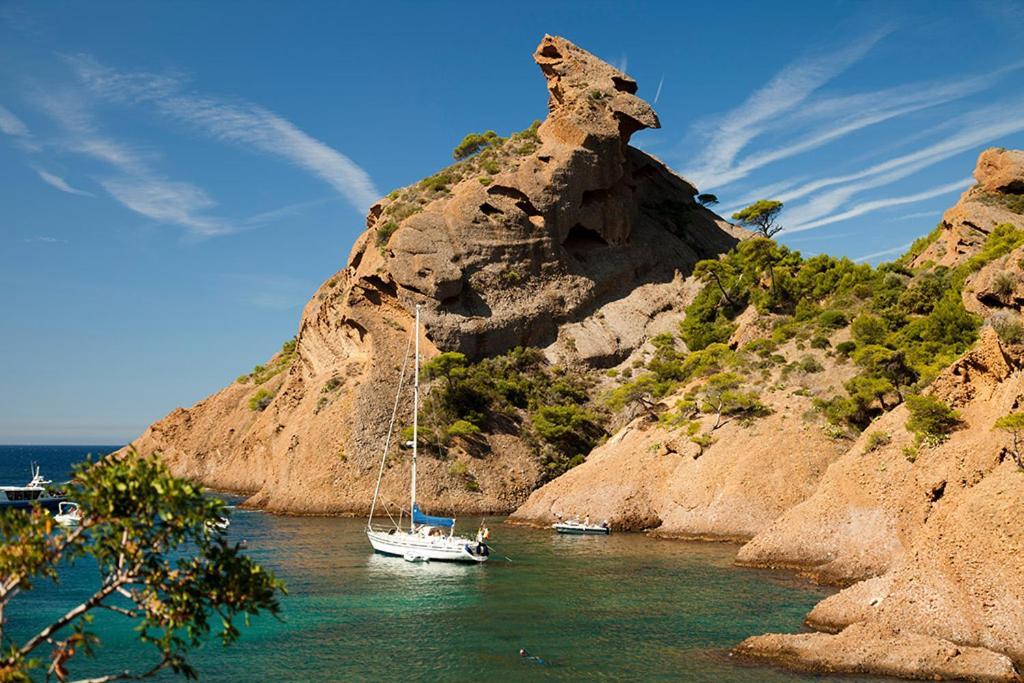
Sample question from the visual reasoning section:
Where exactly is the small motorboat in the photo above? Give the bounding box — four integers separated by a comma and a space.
53, 502, 82, 527
553, 518, 610, 535
207, 516, 230, 531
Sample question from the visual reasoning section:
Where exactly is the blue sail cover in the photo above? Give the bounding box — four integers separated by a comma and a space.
413, 504, 454, 528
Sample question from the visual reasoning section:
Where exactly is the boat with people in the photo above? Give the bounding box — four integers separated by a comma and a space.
0, 464, 66, 511
553, 517, 610, 535
365, 305, 491, 564
53, 501, 82, 527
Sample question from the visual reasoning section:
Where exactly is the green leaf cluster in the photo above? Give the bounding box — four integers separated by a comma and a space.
0, 452, 284, 680
417, 347, 603, 480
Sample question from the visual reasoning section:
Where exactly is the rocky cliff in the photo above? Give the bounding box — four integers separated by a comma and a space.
125, 36, 741, 515
512, 147, 1024, 681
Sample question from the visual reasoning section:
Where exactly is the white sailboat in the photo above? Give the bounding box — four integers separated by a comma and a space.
366, 305, 490, 564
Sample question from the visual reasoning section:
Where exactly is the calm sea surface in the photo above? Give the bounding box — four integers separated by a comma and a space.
0, 445, 885, 682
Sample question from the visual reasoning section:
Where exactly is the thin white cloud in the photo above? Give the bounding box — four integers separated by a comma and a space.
23, 236, 67, 244
67, 54, 380, 212
35, 168, 93, 196
100, 177, 227, 236
0, 103, 30, 136
32, 87, 229, 235
160, 96, 379, 210
777, 105, 1024, 228
692, 57, 1024, 191
895, 209, 942, 222
684, 27, 891, 188
854, 242, 913, 263
653, 75, 664, 104
787, 177, 971, 233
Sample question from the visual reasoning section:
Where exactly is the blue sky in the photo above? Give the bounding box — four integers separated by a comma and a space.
2, 1, 1023, 443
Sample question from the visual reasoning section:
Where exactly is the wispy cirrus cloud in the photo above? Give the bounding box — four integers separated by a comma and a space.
685, 26, 1024, 193
35, 168, 93, 196
23, 235, 68, 244
66, 55, 379, 212
787, 177, 972, 233
684, 27, 892, 189
31, 87, 230, 235
0, 103, 30, 137
853, 241, 914, 263
773, 105, 1024, 230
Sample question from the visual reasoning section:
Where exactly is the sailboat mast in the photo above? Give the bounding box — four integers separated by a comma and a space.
411, 304, 420, 533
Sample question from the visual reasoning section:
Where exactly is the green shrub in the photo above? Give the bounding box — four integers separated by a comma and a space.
377, 221, 399, 248
835, 341, 857, 357
798, 355, 824, 373
420, 171, 455, 193
851, 314, 887, 345
992, 314, 1024, 345
446, 419, 481, 439
249, 388, 275, 411
818, 309, 848, 329
905, 394, 961, 441
991, 271, 1015, 297
862, 430, 891, 454
453, 130, 503, 160
810, 335, 831, 349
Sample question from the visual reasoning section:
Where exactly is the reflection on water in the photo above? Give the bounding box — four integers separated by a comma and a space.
0, 448, 893, 682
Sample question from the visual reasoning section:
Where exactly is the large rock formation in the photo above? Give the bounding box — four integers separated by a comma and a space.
912, 147, 1024, 269
125, 36, 740, 515
510, 334, 857, 538
512, 148, 1024, 680
735, 328, 1024, 680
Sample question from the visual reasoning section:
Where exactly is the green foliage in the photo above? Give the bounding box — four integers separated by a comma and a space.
955, 223, 1024, 284
420, 170, 455, 193
905, 394, 961, 443
696, 193, 718, 206
810, 335, 831, 349
238, 339, 298, 385
851, 314, 887, 345
862, 430, 892, 454
818, 309, 848, 329
835, 340, 857, 357
419, 347, 603, 480
249, 388, 275, 411
992, 313, 1024, 345
994, 411, 1024, 470
0, 452, 284, 680
899, 224, 943, 265
453, 130, 503, 160
377, 220, 399, 249
446, 419, 481, 439
1001, 192, 1024, 214
732, 199, 784, 238
699, 372, 770, 427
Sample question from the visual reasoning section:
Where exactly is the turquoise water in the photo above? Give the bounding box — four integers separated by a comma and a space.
2, 447, 882, 681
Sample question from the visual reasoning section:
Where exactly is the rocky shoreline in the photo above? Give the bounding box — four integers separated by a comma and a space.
125, 36, 1024, 682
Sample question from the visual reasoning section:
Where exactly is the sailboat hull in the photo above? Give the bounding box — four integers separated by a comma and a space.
366, 530, 488, 563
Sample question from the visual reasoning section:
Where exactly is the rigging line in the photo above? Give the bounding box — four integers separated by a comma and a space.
368, 327, 415, 530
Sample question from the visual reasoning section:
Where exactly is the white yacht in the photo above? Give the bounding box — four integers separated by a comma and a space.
365, 305, 490, 564
0, 464, 66, 511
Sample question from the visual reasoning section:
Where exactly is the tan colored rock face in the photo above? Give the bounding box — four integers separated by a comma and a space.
976, 148, 1024, 195
912, 147, 1023, 269
126, 36, 741, 516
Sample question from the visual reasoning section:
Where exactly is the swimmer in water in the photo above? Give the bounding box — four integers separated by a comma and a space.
519, 648, 545, 665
